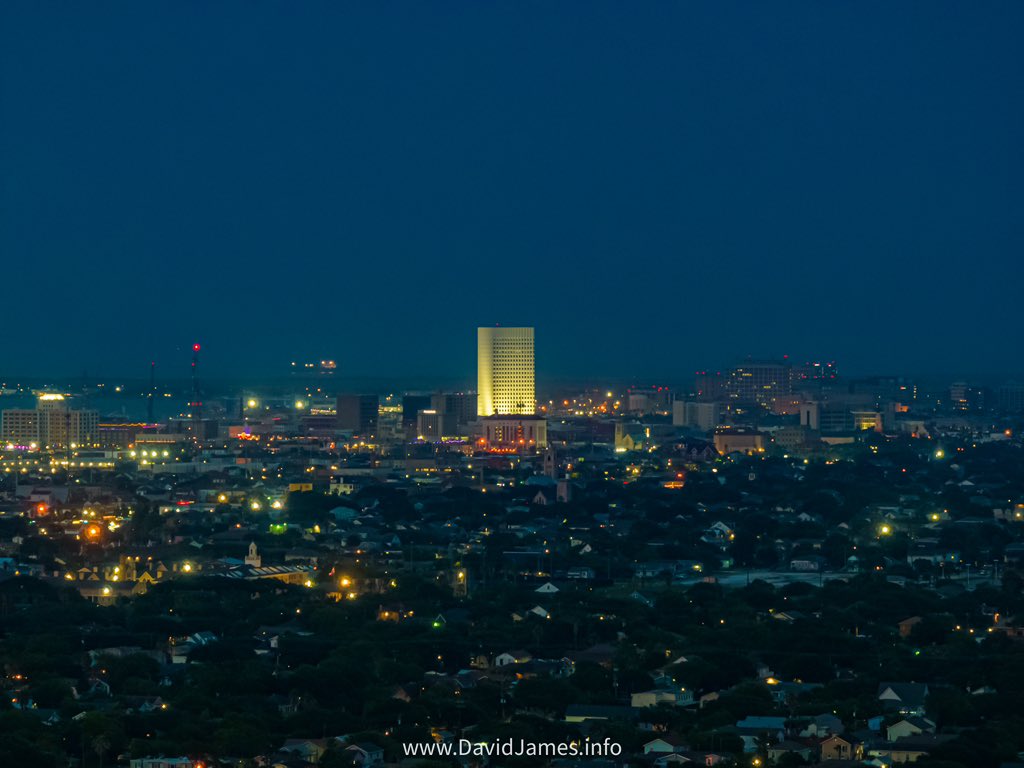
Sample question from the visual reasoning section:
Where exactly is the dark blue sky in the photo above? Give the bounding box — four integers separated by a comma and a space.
2, 2, 1021, 382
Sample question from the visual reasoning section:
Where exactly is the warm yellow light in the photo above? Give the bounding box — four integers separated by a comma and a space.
339, 576, 352, 588
879, 524, 892, 535
247, 399, 258, 408
250, 501, 261, 511
182, 563, 192, 573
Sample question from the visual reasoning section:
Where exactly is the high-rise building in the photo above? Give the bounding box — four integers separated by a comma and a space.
336, 394, 378, 434
672, 401, 722, 431
949, 381, 987, 412
401, 393, 432, 428
996, 383, 1024, 412
726, 360, 792, 408
416, 409, 445, 441
1, 394, 99, 448
694, 371, 726, 401
477, 326, 535, 416
431, 392, 477, 432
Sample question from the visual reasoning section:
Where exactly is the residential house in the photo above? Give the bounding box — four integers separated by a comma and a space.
898, 616, 923, 638
564, 704, 638, 724
735, 716, 786, 752
279, 739, 333, 763
877, 682, 929, 716
345, 742, 384, 766
819, 735, 862, 761
494, 650, 533, 667
632, 688, 695, 708
643, 737, 688, 755
886, 716, 936, 742
871, 734, 955, 764
799, 713, 844, 738
767, 741, 815, 763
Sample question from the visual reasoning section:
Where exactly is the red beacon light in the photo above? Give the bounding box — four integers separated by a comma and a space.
192, 343, 201, 352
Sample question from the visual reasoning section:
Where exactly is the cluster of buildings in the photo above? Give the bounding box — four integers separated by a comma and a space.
0, 333, 1023, 768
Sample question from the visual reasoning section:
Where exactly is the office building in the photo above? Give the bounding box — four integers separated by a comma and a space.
432, 392, 477, 427
416, 409, 445, 441
713, 426, 765, 455
672, 401, 722, 431
477, 326, 535, 416
478, 416, 547, 450
401, 393, 432, 428
726, 360, 792, 407
694, 371, 726, 401
1, 394, 99, 449
996, 383, 1024, 412
626, 386, 672, 414
336, 394, 378, 434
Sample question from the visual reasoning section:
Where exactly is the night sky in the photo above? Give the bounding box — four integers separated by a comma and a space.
2, 2, 1022, 382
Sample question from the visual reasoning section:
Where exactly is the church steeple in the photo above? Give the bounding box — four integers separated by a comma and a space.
244, 541, 261, 567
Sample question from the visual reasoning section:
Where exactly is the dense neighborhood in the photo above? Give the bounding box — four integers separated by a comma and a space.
1, 391, 1023, 768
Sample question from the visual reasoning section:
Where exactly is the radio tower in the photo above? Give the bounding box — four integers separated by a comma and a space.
146, 361, 156, 423
189, 343, 203, 429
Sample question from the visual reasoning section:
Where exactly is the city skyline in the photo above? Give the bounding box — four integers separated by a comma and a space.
0, 321, 1014, 387
2, 4, 1024, 766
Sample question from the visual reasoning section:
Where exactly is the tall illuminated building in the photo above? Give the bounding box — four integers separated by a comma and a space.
477, 326, 535, 416
1, 394, 98, 449
726, 359, 792, 408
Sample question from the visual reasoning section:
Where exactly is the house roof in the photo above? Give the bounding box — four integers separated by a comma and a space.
877, 682, 928, 706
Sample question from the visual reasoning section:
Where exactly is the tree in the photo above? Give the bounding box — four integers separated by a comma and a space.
92, 734, 111, 768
